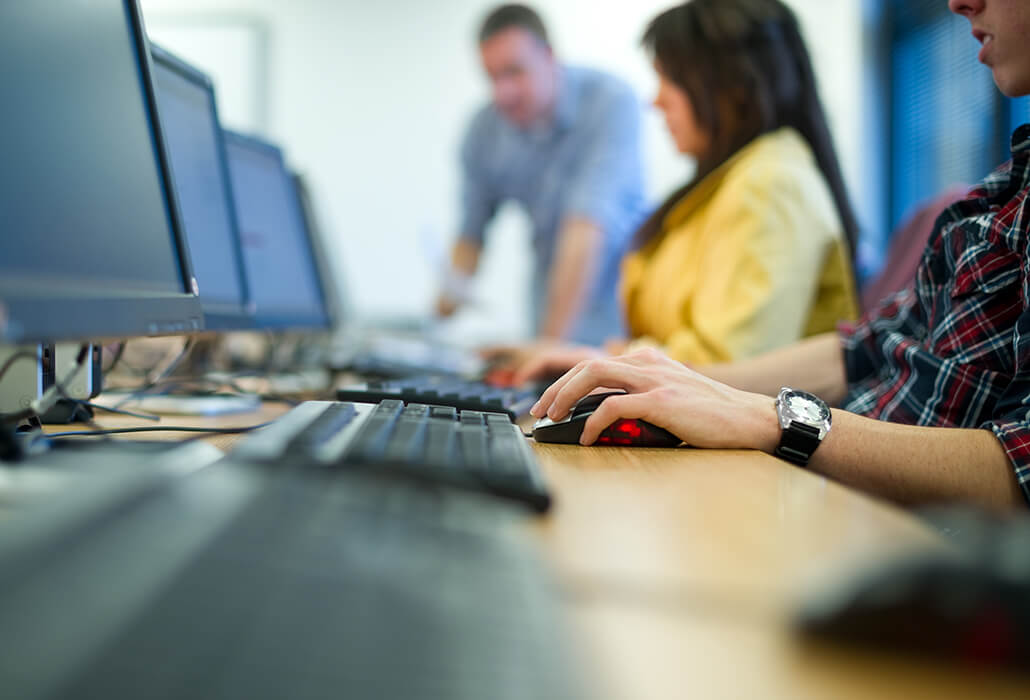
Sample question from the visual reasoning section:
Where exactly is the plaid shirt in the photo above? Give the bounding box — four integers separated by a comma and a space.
841, 125, 1030, 506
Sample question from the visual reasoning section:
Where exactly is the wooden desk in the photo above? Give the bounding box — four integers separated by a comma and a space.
55, 404, 1030, 700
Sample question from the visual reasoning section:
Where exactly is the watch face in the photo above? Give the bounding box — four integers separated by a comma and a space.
777, 389, 832, 437
787, 394, 829, 423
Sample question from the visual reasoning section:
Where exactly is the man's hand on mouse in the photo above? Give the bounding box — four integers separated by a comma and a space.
530, 348, 779, 450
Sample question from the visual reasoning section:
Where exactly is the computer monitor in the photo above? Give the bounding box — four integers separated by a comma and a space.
150, 44, 253, 331
0, 0, 203, 344
223, 131, 330, 331
290, 172, 349, 329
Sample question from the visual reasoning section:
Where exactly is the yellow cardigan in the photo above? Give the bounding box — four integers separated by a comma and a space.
620, 128, 858, 365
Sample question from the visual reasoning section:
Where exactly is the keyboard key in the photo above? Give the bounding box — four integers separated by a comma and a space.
337, 376, 549, 421
287, 403, 357, 454
234, 400, 552, 513
430, 406, 458, 421
461, 411, 485, 427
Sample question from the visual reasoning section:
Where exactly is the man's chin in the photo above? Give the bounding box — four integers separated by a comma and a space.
994, 72, 1030, 99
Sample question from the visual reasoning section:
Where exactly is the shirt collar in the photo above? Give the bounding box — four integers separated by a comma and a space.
1011, 124, 1030, 154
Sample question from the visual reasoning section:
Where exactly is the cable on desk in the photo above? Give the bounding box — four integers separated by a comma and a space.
102, 342, 128, 374
111, 337, 198, 410
79, 401, 162, 422
44, 423, 272, 439
0, 351, 41, 384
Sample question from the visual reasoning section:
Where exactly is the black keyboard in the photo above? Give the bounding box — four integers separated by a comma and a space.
329, 335, 484, 378
336, 375, 546, 421
233, 400, 552, 513
0, 442, 582, 699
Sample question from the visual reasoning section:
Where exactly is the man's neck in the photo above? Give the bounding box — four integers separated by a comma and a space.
529, 66, 564, 131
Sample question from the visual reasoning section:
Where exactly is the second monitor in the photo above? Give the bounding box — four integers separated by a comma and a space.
224, 131, 331, 332
151, 44, 253, 331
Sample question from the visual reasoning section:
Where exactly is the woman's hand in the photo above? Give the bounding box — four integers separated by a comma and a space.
530, 348, 779, 450
478, 341, 593, 386
510, 344, 606, 386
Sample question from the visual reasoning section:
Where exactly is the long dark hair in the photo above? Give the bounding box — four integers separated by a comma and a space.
634, 0, 859, 262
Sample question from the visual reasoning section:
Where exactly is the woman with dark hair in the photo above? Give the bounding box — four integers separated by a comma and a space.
501, 0, 859, 382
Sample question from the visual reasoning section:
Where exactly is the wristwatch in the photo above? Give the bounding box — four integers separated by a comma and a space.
774, 388, 832, 467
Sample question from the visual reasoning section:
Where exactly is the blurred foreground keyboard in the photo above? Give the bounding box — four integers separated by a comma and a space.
0, 441, 581, 699
336, 375, 546, 421
232, 400, 551, 513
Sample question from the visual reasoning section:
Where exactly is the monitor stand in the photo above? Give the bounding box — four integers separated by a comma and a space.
39, 400, 94, 425
96, 392, 261, 417
99, 337, 262, 418
38, 344, 103, 425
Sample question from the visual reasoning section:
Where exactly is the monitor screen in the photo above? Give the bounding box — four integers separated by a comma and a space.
0, 0, 202, 343
151, 45, 252, 330
223, 131, 329, 331
291, 172, 348, 328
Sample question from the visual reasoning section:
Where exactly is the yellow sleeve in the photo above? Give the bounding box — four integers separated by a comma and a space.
660, 170, 834, 366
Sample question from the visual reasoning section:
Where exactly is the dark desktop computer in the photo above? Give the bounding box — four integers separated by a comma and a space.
150, 44, 254, 332
219, 130, 336, 390
96, 45, 263, 416
0, 3, 202, 344
224, 130, 332, 333
0, 0, 202, 421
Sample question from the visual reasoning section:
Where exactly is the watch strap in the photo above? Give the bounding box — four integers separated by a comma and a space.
774, 421, 822, 467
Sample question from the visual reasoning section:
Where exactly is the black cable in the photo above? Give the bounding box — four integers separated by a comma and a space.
44, 423, 271, 439
0, 351, 40, 384
103, 342, 127, 374
111, 337, 198, 410
104, 374, 300, 408
79, 401, 161, 422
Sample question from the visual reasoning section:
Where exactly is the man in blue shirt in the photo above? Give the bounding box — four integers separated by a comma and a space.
436, 4, 647, 345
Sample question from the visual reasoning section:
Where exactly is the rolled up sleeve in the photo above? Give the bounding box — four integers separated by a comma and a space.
981, 308, 1030, 506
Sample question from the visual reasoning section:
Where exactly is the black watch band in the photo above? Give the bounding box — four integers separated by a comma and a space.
774, 421, 822, 467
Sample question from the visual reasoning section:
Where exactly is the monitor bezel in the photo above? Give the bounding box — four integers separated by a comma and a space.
149, 43, 255, 332
223, 130, 332, 332
0, 0, 204, 344
290, 172, 349, 331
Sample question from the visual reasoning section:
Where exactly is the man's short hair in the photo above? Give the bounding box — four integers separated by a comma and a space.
478, 4, 550, 47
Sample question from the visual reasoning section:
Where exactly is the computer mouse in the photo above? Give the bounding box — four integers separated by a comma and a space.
798, 507, 1030, 671
532, 391, 682, 447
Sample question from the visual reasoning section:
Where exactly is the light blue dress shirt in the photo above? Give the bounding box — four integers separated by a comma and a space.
459, 66, 647, 344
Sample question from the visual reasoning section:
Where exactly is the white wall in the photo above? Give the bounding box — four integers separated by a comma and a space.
141, 0, 867, 343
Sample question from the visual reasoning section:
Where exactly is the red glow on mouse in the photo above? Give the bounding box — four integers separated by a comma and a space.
597, 419, 645, 446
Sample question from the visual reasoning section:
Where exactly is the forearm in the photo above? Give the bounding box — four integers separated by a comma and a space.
539, 217, 603, 340
704, 333, 848, 403
818, 415, 1022, 510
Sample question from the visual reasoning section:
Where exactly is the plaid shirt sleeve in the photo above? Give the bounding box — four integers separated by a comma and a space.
838, 285, 926, 387
980, 248, 1030, 505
